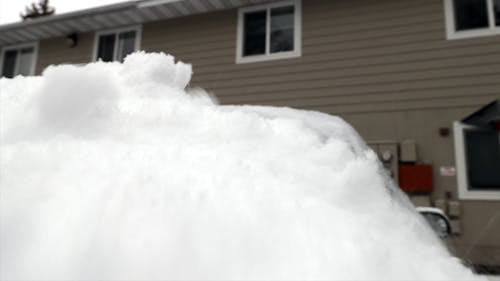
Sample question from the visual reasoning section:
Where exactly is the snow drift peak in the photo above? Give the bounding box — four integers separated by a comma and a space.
1, 52, 197, 140
123, 51, 192, 90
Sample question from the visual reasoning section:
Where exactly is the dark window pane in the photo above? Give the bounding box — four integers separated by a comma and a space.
243, 11, 266, 56
453, 0, 489, 31
117, 31, 136, 62
97, 34, 116, 62
1, 50, 17, 78
270, 6, 294, 53
17, 47, 34, 76
465, 130, 500, 190
495, 0, 500, 26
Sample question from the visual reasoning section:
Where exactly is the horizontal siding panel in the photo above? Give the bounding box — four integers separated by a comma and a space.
189, 40, 500, 73
143, 34, 233, 52
305, 0, 437, 21
150, 23, 446, 60
193, 52, 500, 85
216, 84, 500, 105
295, 93, 499, 109
38, 52, 92, 63
146, 42, 234, 58
304, 15, 443, 40
301, 40, 499, 63
144, 6, 444, 54
240, 94, 496, 112
183, 39, 499, 69
144, 36, 234, 53
143, 11, 235, 37
202, 73, 500, 96
194, 63, 500, 90
303, 27, 444, 50
150, 25, 449, 63
294, 95, 499, 114
144, 27, 234, 46
307, 10, 441, 34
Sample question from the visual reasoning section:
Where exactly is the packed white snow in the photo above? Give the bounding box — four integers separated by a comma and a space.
0, 52, 481, 280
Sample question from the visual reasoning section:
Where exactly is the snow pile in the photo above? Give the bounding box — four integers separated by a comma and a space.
0, 52, 480, 280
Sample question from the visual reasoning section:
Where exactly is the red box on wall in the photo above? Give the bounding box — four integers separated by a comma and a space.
399, 164, 434, 193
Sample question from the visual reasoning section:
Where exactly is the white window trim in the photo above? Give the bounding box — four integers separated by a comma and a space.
0, 42, 39, 77
453, 121, 500, 200
444, 0, 500, 40
92, 25, 142, 62
236, 0, 301, 64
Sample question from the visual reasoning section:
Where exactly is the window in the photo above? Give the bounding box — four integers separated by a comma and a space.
93, 26, 141, 62
444, 0, 500, 39
236, 0, 301, 64
454, 122, 500, 200
1, 43, 37, 78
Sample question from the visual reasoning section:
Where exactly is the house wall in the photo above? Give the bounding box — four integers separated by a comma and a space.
31, 0, 500, 266
35, 32, 95, 74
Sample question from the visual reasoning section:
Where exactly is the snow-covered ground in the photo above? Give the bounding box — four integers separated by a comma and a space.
0, 52, 484, 280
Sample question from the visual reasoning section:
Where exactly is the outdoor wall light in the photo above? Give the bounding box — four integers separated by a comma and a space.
66, 33, 78, 48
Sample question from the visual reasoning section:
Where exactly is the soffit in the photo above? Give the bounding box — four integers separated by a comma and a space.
0, 0, 275, 46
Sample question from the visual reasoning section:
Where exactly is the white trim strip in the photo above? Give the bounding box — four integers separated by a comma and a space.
137, 0, 182, 8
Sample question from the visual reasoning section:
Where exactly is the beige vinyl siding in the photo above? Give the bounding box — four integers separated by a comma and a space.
35, 32, 94, 74
141, 0, 500, 114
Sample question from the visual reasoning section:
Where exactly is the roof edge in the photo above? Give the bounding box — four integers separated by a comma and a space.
0, 1, 140, 32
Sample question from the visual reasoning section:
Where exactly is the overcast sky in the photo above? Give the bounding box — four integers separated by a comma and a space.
0, 0, 127, 25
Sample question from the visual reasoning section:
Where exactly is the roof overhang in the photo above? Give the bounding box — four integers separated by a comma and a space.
0, 0, 275, 46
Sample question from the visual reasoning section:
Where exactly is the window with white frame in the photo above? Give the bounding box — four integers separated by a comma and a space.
236, 0, 301, 64
94, 26, 141, 62
1, 43, 37, 78
444, 0, 500, 39
454, 121, 500, 200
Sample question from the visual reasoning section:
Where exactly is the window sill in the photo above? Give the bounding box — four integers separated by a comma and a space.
446, 27, 500, 40
236, 50, 301, 64
456, 190, 500, 201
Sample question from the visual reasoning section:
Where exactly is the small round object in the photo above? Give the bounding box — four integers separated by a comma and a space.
381, 150, 392, 162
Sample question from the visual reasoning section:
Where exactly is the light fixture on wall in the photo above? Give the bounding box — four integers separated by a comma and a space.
66, 33, 78, 48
